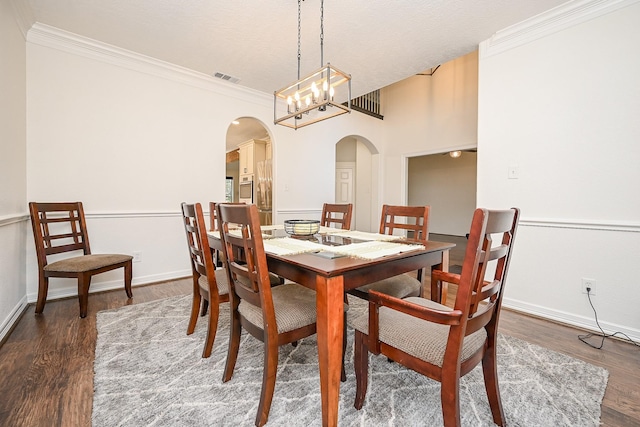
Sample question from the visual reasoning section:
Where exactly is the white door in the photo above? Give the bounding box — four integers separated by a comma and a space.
335, 167, 354, 227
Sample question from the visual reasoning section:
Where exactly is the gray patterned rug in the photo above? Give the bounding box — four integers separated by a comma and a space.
93, 295, 608, 426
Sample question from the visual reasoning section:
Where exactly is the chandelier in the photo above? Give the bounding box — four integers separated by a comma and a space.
274, 0, 351, 130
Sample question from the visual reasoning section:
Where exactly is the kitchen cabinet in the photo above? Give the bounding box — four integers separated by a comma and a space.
238, 139, 266, 177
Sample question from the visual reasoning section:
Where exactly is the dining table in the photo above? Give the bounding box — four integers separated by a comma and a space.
208, 225, 454, 427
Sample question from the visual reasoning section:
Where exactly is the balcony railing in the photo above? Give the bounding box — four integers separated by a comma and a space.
349, 90, 383, 120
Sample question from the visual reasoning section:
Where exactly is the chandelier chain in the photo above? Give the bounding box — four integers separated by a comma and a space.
297, 0, 301, 80
320, 0, 324, 67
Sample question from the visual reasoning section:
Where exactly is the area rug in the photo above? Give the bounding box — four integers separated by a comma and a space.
93, 295, 608, 426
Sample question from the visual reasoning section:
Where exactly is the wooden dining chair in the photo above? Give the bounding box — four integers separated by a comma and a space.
217, 203, 342, 426
349, 204, 430, 300
351, 207, 520, 427
320, 203, 353, 230
210, 201, 283, 288
181, 202, 230, 358
28, 202, 133, 318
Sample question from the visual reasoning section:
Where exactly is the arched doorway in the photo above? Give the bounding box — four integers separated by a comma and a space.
335, 135, 379, 232
225, 117, 274, 225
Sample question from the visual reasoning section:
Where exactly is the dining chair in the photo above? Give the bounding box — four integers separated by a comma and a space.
28, 202, 133, 318
349, 204, 430, 300
210, 201, 283, 287
181, 202, 230, 358
217, 203, 343, 427
350, 207, 520, 427
320, 203, 353, 230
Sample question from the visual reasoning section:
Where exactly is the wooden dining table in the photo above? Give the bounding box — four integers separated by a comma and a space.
208, 228, 454, 427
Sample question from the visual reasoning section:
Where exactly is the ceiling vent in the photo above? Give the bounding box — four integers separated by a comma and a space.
213, 72, 240, 84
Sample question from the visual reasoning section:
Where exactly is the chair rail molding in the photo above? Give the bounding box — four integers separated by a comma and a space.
480, 0, 640, 59
519, 217, 640, 233
26, 23, 271, 107
0, 213, 29, 227
84, 210, 182, 220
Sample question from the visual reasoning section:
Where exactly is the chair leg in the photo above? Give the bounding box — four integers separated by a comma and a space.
482, 337, 505, 426
187, 277, 201, 335
223, 301, 242, 383
341, 311, 347, 382
353, 330, 368, 410
440, 374, 461, 427
77, 273, 92, 318
256, 337, 278, 427
35, 274, 49, 314
202, 297, 219, 358
200, 299, 209, 317
124, 260, 133, 298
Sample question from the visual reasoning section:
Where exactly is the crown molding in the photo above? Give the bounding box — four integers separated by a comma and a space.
480, 0, 640, 59
9, 0, 35, 40
26, 23, 272, 106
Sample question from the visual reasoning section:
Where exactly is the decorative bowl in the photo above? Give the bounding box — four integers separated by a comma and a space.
284, 219, 320, 236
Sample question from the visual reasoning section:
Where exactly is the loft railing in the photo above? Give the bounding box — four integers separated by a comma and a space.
348, 90, 383, 120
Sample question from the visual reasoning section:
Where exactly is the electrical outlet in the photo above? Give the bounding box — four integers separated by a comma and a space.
133, 251, 142, 263
582, 278, 596, 295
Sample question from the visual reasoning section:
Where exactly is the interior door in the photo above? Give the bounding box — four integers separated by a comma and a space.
335, 166, 354, 226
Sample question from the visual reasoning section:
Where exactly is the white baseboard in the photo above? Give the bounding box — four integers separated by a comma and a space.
503, 297, 640, 343
25, 269, 192, 303
0, 296, 29, 343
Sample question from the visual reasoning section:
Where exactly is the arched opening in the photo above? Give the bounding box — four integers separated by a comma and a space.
335, 135, 379, 232
225, 117, 273, 225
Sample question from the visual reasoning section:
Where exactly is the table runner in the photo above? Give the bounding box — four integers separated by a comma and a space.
262, 237, 327, 255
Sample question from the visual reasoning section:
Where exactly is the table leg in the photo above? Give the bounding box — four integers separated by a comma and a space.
429, 248, 450, 302
420, 249, 450, 299
316, 275, 344, 427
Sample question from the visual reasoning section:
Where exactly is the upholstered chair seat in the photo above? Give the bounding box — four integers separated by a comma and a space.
239, 284, 317, 333
350, 297, 487, 366
354, 274, 421, 300
197, 269, 230, 298
44, 254, 132, 273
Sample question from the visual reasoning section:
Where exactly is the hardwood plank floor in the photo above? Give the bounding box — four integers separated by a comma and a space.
0, 278, 638, 426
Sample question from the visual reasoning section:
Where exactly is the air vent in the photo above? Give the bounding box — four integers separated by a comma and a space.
213, 72, 240, 84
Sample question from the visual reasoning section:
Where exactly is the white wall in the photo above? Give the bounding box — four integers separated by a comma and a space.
0, 0, 28, 341
23, 24, 386, 303
380, 51, 479, 208
478, 1, 640, 339
408, 152, 477, 236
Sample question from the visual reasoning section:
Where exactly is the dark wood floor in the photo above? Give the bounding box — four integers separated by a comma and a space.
1, 277, 639, 426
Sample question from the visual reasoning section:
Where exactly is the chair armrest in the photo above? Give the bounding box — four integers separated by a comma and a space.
431, 270, 460, 285
368, 290, 463, 326
430, 270, 461, 304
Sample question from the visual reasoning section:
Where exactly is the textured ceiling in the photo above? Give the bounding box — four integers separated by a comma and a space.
22, 0, 570, 149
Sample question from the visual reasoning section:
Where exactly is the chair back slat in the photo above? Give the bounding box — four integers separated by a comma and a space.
29, 202, 92, 268
455, 208, 520, 326
321, 203, 353, 230
217, 204, 274, 311
181, 202, 218, 294
379, 204, 430, 240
